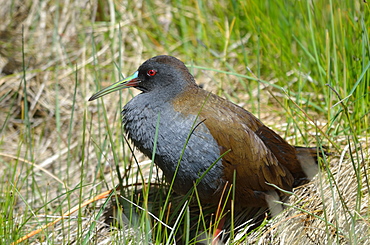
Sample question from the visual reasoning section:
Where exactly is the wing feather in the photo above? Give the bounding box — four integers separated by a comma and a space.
172, 87, 297, 206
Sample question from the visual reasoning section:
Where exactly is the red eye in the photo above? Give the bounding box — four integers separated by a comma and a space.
147, 69, 157, 76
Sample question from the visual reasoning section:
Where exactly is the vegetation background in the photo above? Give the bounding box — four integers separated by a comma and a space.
0, 0, 369, 244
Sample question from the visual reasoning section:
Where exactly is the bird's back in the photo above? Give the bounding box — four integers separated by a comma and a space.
171, 85, 318, 207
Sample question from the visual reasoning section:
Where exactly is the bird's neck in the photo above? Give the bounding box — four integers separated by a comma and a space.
139, 83, 200, 106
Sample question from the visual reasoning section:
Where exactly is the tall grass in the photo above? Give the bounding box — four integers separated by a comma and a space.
0, 0, 368, 244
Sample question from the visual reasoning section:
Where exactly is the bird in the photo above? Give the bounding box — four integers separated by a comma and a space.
89, 55, 322, 211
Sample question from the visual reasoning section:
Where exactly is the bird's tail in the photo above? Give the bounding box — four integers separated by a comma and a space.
293, 146, 328, 187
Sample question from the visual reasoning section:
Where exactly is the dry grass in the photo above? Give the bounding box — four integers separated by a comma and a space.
244, 143, 370, 245
0, 0, 369, 244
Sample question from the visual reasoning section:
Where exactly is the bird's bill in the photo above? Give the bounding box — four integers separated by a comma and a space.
88, 71, 139, 101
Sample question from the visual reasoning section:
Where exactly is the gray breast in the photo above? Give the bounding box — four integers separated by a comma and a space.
122, 93, 225, 200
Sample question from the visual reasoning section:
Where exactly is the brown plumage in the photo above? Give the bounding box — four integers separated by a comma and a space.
172, 86, 318, 207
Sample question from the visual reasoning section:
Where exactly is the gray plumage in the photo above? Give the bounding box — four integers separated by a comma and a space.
123, 93, 225, 200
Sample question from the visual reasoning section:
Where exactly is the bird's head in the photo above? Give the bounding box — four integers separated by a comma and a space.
89, 55, 196, 101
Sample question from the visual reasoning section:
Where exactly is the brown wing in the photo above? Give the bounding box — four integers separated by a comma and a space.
199, 93, 295, 190
255, 125, 307, 178
172, 86, 297, 206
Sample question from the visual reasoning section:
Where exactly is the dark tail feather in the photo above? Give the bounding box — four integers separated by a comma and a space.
293, 146, 328, 187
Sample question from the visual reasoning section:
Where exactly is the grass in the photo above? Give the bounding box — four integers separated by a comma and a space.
0, 0, 369, 244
